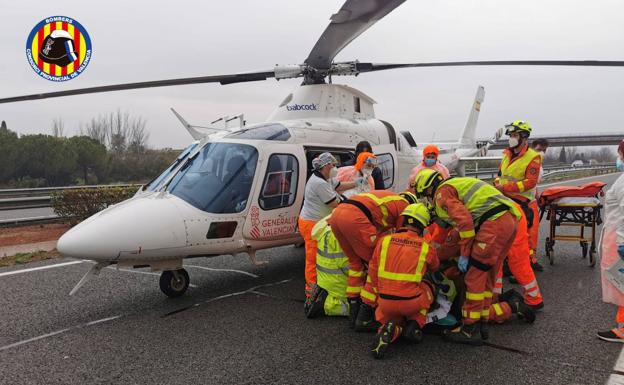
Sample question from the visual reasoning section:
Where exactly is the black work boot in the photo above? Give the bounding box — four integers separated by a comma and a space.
305, 286, 328, 319
499, 288, 521, 303
500, 289, 536, 323
480, 321, 489, 340
354, 303, 380, 333
443, 321, 483, 346
371, 321, 396, 359
347, 298, 361, 329
402, 320, 423, 343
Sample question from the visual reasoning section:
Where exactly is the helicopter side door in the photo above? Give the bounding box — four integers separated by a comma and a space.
243, 145, 306, 241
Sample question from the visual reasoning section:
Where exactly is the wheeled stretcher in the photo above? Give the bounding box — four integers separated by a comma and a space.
538, 182, 606, 267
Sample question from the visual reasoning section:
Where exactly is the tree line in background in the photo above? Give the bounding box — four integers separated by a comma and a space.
0, 111, 180, 188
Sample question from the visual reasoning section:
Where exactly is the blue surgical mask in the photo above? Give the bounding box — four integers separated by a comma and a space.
617, 157, 624, 172
424, 159, 436, 167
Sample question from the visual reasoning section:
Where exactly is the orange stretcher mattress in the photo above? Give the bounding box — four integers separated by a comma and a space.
539, 181, 606, 207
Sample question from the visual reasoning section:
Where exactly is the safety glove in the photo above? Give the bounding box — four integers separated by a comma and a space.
458, 256, 469, 273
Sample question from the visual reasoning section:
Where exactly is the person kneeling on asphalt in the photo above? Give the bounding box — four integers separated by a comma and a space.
412, 169, 521, 346
304, 215, 350, 318
368, 203, 440, 359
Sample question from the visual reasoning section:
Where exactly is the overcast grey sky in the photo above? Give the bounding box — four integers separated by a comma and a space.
1, 0, 623, 149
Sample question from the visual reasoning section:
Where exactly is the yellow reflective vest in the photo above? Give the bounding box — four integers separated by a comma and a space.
311, 216, 350, 316
434, 177, 522, 232
499, 147, 541, 201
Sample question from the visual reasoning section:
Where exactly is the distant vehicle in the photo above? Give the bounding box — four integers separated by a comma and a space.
571, 160, 584, 167
588, 159, 599, 165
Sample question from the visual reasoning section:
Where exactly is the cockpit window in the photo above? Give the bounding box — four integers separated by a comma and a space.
167, 143, 258, 214
225, 123, 291, 141
144, 142, 199, 192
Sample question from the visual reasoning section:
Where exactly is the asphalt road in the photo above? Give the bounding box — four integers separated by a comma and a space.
1, 173, 622, 385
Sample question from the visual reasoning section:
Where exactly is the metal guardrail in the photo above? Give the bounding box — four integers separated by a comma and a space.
0, 184, 141, 211
0, 184, 139, 198
464, 163, 616, 180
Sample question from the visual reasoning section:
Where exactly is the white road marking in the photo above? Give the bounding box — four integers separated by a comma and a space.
608, 373, 624, 384
184, 264, 259, 278
0, 260, 84, 277
0, 315, 122, 352
606, 344, 624, 384
614, 346, 624, 373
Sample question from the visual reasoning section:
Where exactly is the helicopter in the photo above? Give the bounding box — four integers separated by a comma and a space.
2, 0, 623, 298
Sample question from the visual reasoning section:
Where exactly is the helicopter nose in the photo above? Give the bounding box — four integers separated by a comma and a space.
57, 196, 188, 261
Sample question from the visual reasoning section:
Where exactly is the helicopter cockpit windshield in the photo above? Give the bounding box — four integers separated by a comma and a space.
143, 141, 199, 192
167, 142, 258, 214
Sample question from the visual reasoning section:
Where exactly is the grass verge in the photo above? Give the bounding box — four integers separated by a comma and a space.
0, 250, 61, 268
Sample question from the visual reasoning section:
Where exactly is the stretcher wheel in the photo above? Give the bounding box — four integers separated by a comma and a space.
581, 242, 588, 259
588, 248, 596, 268
545, 237, 554, 265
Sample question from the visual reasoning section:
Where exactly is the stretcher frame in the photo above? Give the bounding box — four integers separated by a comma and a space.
542, 202, 602, 267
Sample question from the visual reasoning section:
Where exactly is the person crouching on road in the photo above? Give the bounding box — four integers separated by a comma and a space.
407, 144, 450, 190
368, 203, 439, 359
337, 152, 377, 198
304, 215, 350, 319
299, 152, 359, 299
328, 191, 415, 332
413, 169, 521, 345
597, 140, 624, 343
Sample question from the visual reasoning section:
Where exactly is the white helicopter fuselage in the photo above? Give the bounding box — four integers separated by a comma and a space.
57, 84, 420, 273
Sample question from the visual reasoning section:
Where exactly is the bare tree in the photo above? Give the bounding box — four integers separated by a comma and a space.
108, 110, 129, 156
51, 117, 65, 137
81, 115, 108, 145
127, 116, 149, 154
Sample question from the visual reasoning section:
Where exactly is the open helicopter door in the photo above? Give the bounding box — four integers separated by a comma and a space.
371, 143, 399, 190
242, 144, 306, 242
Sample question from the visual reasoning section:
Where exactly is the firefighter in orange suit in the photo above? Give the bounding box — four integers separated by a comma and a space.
368, 203, 439, 359
413, 169, 521, 345
328, 190, 414, 332
494, 120, 544, 310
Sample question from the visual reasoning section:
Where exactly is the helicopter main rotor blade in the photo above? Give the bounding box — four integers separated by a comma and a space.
355, 60, 624, 73
305, 0, 406, 71
0, 70, 275, 104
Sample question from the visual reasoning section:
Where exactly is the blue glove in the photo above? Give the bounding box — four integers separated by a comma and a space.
356, 177, 368, 189
618, 245, 624, 261
458, 256, 469, 273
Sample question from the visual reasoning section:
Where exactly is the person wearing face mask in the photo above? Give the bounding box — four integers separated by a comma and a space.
494, 120, 544, 311
528, 138, 550, 271
352, 141, 385, 189
299, 152, 358, 299
407, 145, 450, 190
337, 152, 377, 198
597, 140, 624, 342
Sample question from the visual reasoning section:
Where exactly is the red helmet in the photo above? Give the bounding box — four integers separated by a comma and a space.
618, 140, 624, 156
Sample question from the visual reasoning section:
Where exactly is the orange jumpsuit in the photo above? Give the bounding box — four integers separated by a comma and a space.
328, 191, 409, 306
298, 217, 318, 292
529, 200, 540, 264
435, 184, 518, 325
502, 203, 543, 305
497, 146, 543, 306
368, 230, 439, 330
